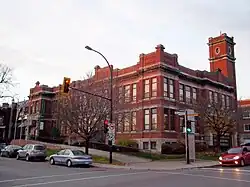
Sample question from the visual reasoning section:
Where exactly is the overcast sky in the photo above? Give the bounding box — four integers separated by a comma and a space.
0, 0, 249, 102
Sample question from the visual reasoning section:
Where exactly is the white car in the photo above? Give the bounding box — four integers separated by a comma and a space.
49, 149, 92, 167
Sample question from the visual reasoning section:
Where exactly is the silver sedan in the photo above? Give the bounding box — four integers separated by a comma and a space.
49, 149, 93, 167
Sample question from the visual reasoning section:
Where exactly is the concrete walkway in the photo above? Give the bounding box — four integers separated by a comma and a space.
93, 160, 219, 171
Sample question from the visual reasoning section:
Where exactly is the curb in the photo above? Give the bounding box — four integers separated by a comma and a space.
92, 163, 220, 171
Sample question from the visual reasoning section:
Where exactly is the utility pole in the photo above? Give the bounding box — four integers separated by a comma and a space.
7, 98, 15, 141
185, 110, 190, 164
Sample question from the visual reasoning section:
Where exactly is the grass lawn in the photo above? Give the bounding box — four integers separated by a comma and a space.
46, 149, 124, 165
122, 151, 219, 161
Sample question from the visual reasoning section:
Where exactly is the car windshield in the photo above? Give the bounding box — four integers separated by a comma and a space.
72, 150, 86, 156
227, 147, 242, 154
12, 145, 22, 149
34, 145, 45, 150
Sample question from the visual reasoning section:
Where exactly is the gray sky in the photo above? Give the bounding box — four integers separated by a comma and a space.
0, 0, 249, 102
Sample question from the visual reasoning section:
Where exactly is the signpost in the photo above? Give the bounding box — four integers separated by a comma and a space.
175, 109, 197, 163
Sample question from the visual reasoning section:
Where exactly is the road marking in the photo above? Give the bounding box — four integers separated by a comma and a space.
201, 167, 250, 173
195, 168, 250, 175
0, 170, 107, 183
12, 171, 151, 187
156, 171, 250, 183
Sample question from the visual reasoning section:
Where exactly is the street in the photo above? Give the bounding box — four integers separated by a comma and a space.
1, 157, 250, 187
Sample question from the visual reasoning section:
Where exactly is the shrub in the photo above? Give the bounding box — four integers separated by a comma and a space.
161, 143, 185, 154
117, 139, 138, 148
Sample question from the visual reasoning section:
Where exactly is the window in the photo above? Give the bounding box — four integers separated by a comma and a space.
179, 116, 185, 133
143, 142, 149, 150
144, 79, 150, 98
151, 78, 157, 97
164, 78, 168, 97
169, 79, 174, 98
117, 114, 123, 132
151, 108, 157, 130
150, 141, 157, 150
185, 86, 191, 103
164, 108, 169, 130
118, 87, 123, 103
214, 92, 218, 103
243, 111, 250, 119
132, 84, 137, 101
192, 88, 197, 102
209, 91, 213, 103
221, 95, 225, 108
144, 109, 150, 130
179, 84, 184, 102
123, 113, 130, 132
131, 111, 136, 131
124, 85, 130, 103
164, 78, 174, 99
226, 96, 230, 108
170, 109, 175, 130
244, 124, 250, 132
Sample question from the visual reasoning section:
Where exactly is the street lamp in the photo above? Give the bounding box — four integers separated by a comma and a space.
85, 45, 113, 164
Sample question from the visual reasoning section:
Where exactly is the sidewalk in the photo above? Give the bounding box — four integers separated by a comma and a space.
93, 160, 219, 171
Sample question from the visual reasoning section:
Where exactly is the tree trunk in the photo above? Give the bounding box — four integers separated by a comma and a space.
85, 139, 90, 155
214, 135, 221, 154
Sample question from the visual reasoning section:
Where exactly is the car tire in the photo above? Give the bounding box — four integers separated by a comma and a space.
25, 154, 30, 161
66, 160, 72, 167
240, 159, 245, 167
50, 158, 55, 165
6, 152, 10, 158
16, 154, 20, 160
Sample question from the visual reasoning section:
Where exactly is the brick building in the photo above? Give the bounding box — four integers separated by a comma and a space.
238, 99, 250, 144
27, 33, 237, 152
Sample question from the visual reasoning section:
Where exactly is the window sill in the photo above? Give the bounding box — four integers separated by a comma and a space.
164, 130, 177, 132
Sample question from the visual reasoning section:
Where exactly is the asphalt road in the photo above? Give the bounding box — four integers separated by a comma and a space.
1, 157, 250, 187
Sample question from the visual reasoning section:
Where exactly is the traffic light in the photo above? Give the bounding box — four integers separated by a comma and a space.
186, 120, 192, 133
104, 119, 109, 133
62, 77, 71, 94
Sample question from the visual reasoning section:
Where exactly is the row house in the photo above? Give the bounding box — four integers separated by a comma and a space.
27, 33, 238, 152
238, 100, 250, 144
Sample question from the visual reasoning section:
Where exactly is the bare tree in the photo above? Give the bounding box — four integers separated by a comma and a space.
196, 98, 239, 153
0, 63, 14, 98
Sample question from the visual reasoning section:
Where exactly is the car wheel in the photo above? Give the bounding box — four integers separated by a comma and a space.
16, 154, 20, 160
66, 160, 72, 167
240, 159, 245, 167
50, 158, 55, 165
6, 152, 10, 158
25, 154, 30, 161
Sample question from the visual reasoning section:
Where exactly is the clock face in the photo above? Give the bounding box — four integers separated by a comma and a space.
215, 47, 220, 55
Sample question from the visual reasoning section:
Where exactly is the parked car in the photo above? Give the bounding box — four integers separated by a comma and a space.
240, 142, 250, 151
49, 149, 92, 167
16, 144, 47, 161
0, 143, 7, 152
0, 145, 22, 158
219, 147, 250, 166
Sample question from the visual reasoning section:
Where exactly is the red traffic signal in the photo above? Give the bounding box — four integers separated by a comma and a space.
104, 120, 109, 133
104, 120, 109, 125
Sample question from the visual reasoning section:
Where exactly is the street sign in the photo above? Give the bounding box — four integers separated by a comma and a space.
187, 113, 199, 117
107, 123, 115, 145
175, 111, 185, 116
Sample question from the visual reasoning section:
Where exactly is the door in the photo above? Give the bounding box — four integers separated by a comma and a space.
61, 149, 71, 164
53, 150, 65, 163
19, 145, 29, 158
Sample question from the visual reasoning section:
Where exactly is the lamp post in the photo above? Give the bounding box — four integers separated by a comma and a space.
85, 46, 113, 164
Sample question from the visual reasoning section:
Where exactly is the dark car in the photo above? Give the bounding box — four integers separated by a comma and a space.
0, 143, 7, 151
0, 145, 22, 158
219, 147, 250, 166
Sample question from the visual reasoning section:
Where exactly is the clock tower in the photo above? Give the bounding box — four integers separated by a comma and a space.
208, 33, 236, 83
